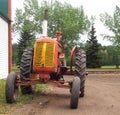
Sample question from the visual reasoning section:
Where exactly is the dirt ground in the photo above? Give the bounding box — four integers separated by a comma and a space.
9, 74, 120, 115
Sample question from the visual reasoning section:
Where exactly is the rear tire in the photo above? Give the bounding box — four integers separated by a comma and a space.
5, 72, 18, 103
20, 48, 34, 94
75, 50, 86, 97
70, 77, 80, 109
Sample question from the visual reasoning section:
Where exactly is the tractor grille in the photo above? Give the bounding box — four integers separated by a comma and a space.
34, 42, 55, 67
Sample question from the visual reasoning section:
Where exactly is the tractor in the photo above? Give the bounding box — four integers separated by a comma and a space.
5, 10, 87, 109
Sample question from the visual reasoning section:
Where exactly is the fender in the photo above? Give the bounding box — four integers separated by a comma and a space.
70, 46, 77, 71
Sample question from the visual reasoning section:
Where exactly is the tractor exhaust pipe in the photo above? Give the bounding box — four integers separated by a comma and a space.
42, 10, 48, 37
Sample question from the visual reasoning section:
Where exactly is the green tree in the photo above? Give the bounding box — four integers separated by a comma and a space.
86, 24, 101, 68
99, 46, 109, 65
13, 0, 41, 36
13, 0, 90, 46
106, 46, 120, 68
99, 45, 120, 68
46, 1, 90, 46
100, 6, 120, 46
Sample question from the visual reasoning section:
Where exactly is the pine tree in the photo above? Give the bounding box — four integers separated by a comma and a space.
86, 24, 101, 68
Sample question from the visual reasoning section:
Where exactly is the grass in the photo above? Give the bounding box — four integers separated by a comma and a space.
86, 65, 120, 70
101, 65, 117, 69
0, 79, 47, 114
12, 66, 20, 71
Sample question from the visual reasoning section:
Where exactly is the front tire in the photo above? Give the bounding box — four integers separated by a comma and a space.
5, 72, 18, 103
70, 77, 80, 109
20, 48, 34, 94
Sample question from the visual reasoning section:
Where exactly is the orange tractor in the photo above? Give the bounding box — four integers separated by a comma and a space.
5, 10, 87, 109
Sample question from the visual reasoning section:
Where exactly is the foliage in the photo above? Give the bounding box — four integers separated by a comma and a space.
13, 0, 41, 36
85, 24, 101, 68
100, 6, 120, 46
99, 45, 120, 68
43, 1, 90, 47
13, 0, 90, 43
12, 43, 18, 64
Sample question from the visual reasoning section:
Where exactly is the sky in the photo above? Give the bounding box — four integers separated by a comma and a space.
12, 0, 120, 45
